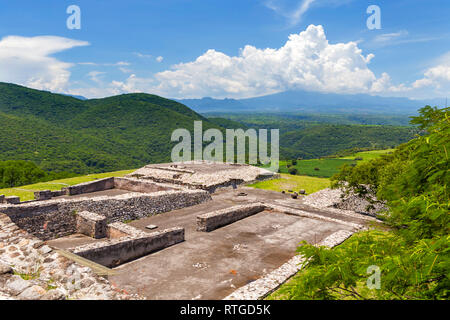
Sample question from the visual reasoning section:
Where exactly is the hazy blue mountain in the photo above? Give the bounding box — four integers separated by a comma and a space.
179, 90, 444, 114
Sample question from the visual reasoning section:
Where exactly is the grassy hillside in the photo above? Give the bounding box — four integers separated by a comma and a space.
0, 83, 223, 174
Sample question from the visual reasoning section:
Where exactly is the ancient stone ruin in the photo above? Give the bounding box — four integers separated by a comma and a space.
0, 162, 377, 300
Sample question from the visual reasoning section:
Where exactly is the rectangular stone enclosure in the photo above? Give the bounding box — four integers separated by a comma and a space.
72, 227, 185, 268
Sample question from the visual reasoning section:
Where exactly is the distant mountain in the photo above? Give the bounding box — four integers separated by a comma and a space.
179, 90, 444, 114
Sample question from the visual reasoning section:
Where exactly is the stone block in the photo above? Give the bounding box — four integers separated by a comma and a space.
73, 227, 185, 268
107, 222, 147, 239
18, 285, 46, 300
50, 190, 65, 197
76, 211, 107, 239
34, 190, 52, 201
5, 196, 20, 204
6, 275, 31, 295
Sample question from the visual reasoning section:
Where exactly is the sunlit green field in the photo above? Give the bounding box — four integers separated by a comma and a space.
279, 159, 354, 178
248, 174, 330, 194
337, 149, 395, 162
0, 169, 135, 201
277, 149, 395, 178
251, 149, 393, 194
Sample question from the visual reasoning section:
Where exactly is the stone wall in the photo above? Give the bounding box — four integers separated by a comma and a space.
197, 203, 266, 232
0, 214, 137, 300
0, 190, 211, 240
34, 190, 53, 201
113, 177, 178, 193
72, 227, 185, 268
4, 196, 20, 204
63, 177, 115, 196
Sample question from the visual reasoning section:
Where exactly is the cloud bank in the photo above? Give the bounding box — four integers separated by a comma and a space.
0, 26, 446, 100
148, 25, 396, 99
413, 52, 450, 97
0, 35, 89, 92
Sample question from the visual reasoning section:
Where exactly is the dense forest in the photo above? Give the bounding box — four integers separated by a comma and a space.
0, 82, 225, 174
275, 106, 449, 299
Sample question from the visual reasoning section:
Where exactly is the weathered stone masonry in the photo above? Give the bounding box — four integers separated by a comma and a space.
72, 226, 185, 268
0, 189, 211, 241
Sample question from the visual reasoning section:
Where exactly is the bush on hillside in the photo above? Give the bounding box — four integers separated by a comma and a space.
284, 106, 449, 300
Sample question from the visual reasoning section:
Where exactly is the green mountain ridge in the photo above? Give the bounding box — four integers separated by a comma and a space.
0, 82, 222, 173
0, 82, 419, 174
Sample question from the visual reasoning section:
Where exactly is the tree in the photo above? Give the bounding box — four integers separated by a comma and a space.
280, 106, 449, 300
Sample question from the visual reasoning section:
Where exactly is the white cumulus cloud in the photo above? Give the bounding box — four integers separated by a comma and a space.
150, 25, 388, 99
413, 52, 450, 89
0, 35, 89, 92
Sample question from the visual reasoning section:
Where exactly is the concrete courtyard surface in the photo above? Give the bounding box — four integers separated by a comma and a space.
104, 189, 354, 300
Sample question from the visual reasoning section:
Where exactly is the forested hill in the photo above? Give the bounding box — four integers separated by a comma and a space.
0, 82, 225, 174
0, 82, 418, 175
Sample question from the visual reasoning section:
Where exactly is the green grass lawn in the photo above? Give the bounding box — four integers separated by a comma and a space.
0, 169, 135, 201
276, 149, 395, 179
248, 174, 330, 194
337, 149, 395, 162
280, 159, 355, 178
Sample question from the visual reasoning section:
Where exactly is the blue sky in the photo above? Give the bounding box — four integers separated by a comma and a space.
0, 0, 448, 100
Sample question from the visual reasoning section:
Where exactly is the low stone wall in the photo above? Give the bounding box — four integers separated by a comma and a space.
34, 190, 52, 201
4, 196, 20, 205
113, 177, 178, 193
76, 211, 107, 239
51, 190, 66, 197
0, 189, 211, 240
72, 227, 185, 268
30, 177, 179, 202
197, 203, 266, 232
63, 177, 115, 196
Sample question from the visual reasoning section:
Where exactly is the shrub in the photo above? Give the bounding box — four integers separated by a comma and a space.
288, 106, 449, 300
